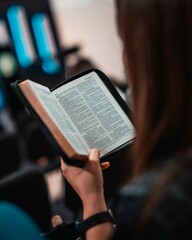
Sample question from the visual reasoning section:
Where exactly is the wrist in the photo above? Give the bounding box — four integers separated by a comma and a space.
82, 193, 107, 219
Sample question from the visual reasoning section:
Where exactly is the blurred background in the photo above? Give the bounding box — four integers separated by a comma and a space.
49, 0, 125, 81
0, 0, 130, 235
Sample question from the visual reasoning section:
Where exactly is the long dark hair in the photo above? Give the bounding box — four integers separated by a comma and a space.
115, 0, 192, 177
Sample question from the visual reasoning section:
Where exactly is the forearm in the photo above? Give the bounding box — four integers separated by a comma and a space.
83, 193, 107, 218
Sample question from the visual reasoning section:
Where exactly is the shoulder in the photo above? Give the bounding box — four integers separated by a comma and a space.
112, 160, 169, 215
143, 160, 192, 239
111, 166, 162, 239
111, 157, 192, 239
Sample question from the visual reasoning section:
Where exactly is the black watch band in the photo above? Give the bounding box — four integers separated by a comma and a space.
75, 210, 114, 234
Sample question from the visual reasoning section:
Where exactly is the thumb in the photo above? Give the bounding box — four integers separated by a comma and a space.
89, 148, 100, 163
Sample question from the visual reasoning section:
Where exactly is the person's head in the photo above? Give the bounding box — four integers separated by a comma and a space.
115, 0, 192, 176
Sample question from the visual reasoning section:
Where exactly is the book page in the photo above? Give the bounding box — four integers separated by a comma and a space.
26, 81, 88, 155
53, 71, 135, 157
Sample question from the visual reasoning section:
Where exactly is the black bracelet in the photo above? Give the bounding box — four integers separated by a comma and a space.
75, 210, 114, 234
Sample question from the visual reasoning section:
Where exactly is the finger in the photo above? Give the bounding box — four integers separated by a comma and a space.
51, 215, 64, 228
89, 148, 100, 162
101, 162, 110, 170
60, 158, 66, 170
60, 158, 71, 175
60, 158, 82, 176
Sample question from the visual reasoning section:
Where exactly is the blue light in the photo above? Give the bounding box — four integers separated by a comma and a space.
7, 6, 33, 68
31, 13, 61, 75
32, 14, 50, 59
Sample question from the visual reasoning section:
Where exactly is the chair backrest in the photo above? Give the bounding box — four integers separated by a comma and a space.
23, 120, 57, 164
0, 132, 21, 179
0, 166, 52, 232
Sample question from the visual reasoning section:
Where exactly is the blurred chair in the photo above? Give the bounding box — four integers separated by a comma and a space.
23, 120, 60, 172
0, 132, 21, 179
0, 165, 52, 232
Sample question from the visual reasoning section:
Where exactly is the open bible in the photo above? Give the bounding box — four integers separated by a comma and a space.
12, 69, 135, 166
